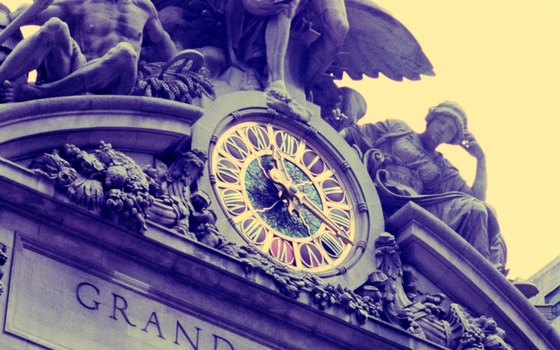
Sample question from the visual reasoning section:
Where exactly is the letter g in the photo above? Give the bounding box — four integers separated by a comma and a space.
76, 282, 101, 310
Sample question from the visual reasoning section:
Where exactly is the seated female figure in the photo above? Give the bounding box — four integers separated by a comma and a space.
341, 101, 507, 273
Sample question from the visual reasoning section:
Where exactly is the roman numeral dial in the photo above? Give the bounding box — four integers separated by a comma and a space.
211, 122, 356, 273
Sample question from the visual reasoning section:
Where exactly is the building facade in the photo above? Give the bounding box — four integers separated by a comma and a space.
0, 1, 558, 349
529, 255, 560, 332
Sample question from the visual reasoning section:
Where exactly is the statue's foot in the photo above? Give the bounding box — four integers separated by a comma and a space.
265, 81, 312, 123
0, 80, 43, 102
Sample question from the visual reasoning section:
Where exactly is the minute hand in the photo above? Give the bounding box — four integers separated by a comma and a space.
295, 193, 353, 245
268, 169, 353, 245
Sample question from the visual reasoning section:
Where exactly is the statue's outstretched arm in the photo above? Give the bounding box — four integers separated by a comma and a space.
0, 0, 56, 46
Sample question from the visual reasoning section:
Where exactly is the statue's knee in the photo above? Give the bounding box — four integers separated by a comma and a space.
471, 201, 489, 221
109, 43, 138, 68
41, 18, 70, 43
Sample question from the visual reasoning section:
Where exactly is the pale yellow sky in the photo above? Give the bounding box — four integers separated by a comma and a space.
2, 0, 558, 279
341, 1, 560, 280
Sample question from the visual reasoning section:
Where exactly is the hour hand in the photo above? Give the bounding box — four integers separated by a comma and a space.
256, 155, 270, 180
271, 148, 292, 182
268, 170, 352, 245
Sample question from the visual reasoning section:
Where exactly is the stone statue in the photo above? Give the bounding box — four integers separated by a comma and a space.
224, 0, 308, 120
341, 101, 507, 273
0, 3, 25, 84
311, 78, 367, 131
221, 0, 432, 120
0, 0, 177, 102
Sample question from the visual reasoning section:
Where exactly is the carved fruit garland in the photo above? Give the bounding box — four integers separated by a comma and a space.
31, 142, 153, 233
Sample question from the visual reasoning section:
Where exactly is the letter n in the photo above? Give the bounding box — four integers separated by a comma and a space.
174, 320, 200, 349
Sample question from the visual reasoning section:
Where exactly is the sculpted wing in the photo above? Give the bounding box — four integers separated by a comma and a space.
332, 0, 434, 81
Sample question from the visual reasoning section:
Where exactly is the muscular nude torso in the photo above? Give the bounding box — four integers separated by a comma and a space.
38, 0, 156, 61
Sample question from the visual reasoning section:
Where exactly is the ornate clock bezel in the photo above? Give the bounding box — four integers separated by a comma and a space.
190, 92, 383, 288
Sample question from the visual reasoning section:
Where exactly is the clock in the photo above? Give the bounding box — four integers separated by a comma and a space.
212, 121, 355, 273
191, 92, 382, 284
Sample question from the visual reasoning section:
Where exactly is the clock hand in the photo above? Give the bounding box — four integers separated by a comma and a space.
294, 192, 353, 245
254, 199, 282, 213
271, 147, 292, 182
256, 155, 271, 180
268, 169, 353, 245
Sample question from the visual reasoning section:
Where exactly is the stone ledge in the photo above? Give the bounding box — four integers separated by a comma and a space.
387, 202, 560, 350
0, 96, 204, 160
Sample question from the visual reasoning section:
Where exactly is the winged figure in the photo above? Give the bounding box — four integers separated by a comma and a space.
326, 0, 434, 81
155, 0, 433, 84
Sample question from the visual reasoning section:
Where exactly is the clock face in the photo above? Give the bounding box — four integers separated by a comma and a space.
211, 121, 356, 273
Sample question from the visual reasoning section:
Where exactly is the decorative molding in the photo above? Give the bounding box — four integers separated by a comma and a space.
0, 242, 7, 296
354, 232, 512, 349
30, 142, 154, 233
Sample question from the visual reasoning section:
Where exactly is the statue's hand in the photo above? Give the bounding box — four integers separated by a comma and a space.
460, 131, 485, 159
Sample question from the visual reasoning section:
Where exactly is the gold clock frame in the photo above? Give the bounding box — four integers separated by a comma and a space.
212, 121, 356, 273
190, 92, 383, 288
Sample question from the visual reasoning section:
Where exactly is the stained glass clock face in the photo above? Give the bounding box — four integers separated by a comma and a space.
211, 121, 356, 273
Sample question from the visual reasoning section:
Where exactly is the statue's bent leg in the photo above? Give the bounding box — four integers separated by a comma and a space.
0, 17, 74, 83
4, 42, 139, 102
265, 12, 296, 102
94, 42, 139, 95
425, 198, 491, 259
304, 0, 349, 89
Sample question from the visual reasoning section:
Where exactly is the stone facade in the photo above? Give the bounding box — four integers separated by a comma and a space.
0, 1, 557, 348
529, 255, 560, 332
0, 95, 557, 349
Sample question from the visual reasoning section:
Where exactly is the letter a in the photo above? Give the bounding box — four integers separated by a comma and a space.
142, 311, 165, 339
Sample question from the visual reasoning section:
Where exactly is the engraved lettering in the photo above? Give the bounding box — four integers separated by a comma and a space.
213, 334, 235, 350
72, 282, 238, 348
175, 320, 201, 349
110, 292, 137, 327
76, 282, 101, 310
142, 311, 165, 339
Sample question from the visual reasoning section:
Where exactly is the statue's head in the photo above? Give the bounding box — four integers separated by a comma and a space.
425, 101, 467, 145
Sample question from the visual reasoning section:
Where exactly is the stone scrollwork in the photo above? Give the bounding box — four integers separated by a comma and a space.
145, 149, 224, 244
356, 232, 512, 349
29, 143, 225, 241
28, 142, 513, 348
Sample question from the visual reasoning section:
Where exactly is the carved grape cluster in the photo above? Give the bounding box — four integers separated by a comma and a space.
106, 189, 153, 232
459, 326, 485, 348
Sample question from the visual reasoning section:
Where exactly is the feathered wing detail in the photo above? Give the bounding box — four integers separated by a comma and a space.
331, 0, 434, 81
